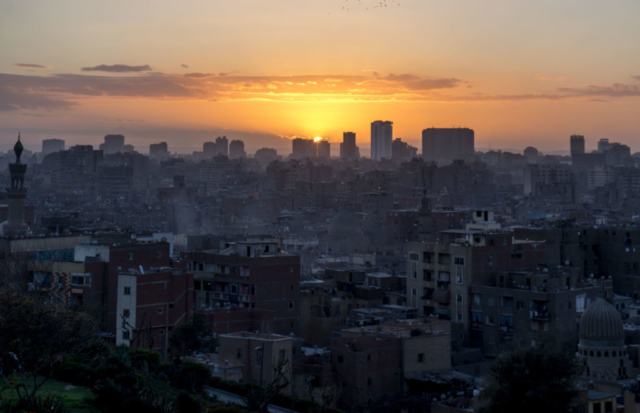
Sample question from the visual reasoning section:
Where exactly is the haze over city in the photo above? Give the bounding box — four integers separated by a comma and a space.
2, 0, 640, 154
5, 2, 640, 413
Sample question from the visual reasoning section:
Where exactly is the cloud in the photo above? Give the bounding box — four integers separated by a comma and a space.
183, 72, 229, 78
14, 63, 51, 69
558, 83, 640, 98
632, 75, 640, 82
81, 64, 153, 73
181, 64, 189, 69
0, 87, 75, 111
3, 70, 638, 110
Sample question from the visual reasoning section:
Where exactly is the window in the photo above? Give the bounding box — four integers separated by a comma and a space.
237, 348, 244, 359
289, 302, 294, 309
456, 293, 463, 303
279, 349, 286, 362
128, 253, 134, 261
423, 270, 432, 281
159, 329, 165, 336
122, 331, 130, 340
124, 286, 131, 295
367, 378, 372, 386
409, 252, 420, 262
456, 275, 463, 284
418, 353, 425, 363
488, 256, 494, 265
194, 280, 202, 290
123, 309, 130, 318
456, 313, 463, 322
70, 275, 87, 286
156, 250, 162, 258
605, 401, 613, 413
487, 297, 495, 307
472, 294, 482, 306
169, 303, 174, 309
454, 257, 465, 265
486, 316, 494, 325
158, 308, 163, 314
501, 296, 514, 309
337, 355, 344, 363
517, 301, 524, 310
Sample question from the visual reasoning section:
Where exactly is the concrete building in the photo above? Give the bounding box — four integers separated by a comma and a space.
371, 120, 393, 161
149, 142, 169, 161
422, 128, 474, 165
100, 134, 125, 154
392, 138, 418, 162
229, 140, 246, 159
203, 141, 216, 157
42, 138, 65, 155
291, 138, 316, 159
406, 212, 545, 345
469, 267, 604, 356
332, 318, 451, 411
206, 331, 293, 391
316, 139, 330, 159
216, 136, 229, 156
116, 267, 193, 358
183, 239, 301, 336
571, 135, 585, 157
340, 132, 359, 160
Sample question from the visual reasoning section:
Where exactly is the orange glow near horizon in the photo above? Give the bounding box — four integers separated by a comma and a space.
1, 1, 639, 153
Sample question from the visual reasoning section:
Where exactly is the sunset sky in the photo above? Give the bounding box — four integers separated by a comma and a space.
1, 0, 639, 155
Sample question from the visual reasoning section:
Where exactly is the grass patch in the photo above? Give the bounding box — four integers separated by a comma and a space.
0, 377, 98, 412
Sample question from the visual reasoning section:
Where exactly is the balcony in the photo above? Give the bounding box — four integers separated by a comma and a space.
530, 309, 550, 321
213, 292, 229, 300
238, 294, 251, 303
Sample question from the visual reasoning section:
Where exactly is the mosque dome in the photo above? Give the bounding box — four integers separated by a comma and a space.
579, 298, 624, 348
328, 211, 362, 239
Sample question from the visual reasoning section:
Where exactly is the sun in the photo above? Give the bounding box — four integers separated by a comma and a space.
314, 137, 323, 142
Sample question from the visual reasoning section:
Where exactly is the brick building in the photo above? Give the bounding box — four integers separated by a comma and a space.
182, 239, 301, 336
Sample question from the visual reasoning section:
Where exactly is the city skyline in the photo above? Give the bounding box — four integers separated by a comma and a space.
1, 0, 640, 153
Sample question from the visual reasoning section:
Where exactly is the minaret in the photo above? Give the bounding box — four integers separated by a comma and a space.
5, 134, 29, 236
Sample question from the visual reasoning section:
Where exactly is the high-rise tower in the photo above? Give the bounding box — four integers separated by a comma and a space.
4, 134, 29, 236
371, 121, 393, 161
570, 135, 585, 157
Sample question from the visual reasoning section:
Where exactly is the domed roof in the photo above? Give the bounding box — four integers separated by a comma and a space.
579, 298, 624, 348
14, 134, 23, 163
328, 211, 362, 238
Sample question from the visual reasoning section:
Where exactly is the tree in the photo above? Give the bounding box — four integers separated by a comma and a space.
244, 358, 290, 413
0, 292, 98, 402
169, 315, 217, 355
478, 342, 582, 413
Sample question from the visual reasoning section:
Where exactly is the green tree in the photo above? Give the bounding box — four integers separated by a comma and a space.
0, 292, 98, 403
478, 342, 582, 413
169, 315, 217, 355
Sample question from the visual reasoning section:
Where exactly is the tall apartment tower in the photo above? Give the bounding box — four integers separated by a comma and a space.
4, 134, 29, 236
340, 132, 359, 160
371, 121, 393, 161
203, 141, 216, 156
229, 140, 246, 159
291, 138, 316, 159
149, 142, 169, 161
422, 128, 474, 165
570, 135, 585, 157
215, 136, 229, 156
316, 139, 330, 159
100, 134, 125, 154
42, 139, 65, 155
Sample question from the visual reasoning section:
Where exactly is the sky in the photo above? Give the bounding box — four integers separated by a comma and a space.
1, 0, 639, 155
